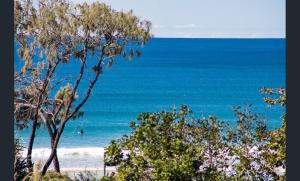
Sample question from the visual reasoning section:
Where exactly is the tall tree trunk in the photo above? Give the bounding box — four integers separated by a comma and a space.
51, 137, 60, 173
26, 120, 37, 172
27, 122, 60, 173
41, 139, 58, 175
53, 154, 60, 172
26, 64, 56, 172
41, 146, 57, 175
46, 123, 61, 173
41, 126, 64, 175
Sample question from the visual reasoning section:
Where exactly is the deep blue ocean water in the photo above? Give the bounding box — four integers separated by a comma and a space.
15, 38, 285, 166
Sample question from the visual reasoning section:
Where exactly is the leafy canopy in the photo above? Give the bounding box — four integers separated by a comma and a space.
14, 0, 152, 129
104, 88, 286, 181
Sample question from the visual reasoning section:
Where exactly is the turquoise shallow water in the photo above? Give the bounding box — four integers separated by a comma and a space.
15, 38, 285, 151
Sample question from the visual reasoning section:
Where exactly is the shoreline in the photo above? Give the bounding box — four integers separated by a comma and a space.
59, 167, 116, 179
60, 167, 116, 172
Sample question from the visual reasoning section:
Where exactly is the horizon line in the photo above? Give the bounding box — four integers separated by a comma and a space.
151, 36, 286, 39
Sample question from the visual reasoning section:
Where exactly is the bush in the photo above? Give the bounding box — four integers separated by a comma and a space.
74, 170, 98, 181
14, 137, 28, 181
42, 172, 73, 181
105, 100, 285, 181
22, 162, 72, 181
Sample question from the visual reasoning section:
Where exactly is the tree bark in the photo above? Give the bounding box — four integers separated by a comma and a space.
25, 63, 57, 171
45, 120, 61, 173
26, 120, 37, 172
53, 154, 60, 172
41, 45, 106, 175
52, 137, 60, 172
41, 125, 64, 175
41, 146, 58, 175
27, 121, 61, 173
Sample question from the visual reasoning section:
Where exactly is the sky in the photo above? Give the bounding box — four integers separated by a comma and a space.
72, 0, 285, 38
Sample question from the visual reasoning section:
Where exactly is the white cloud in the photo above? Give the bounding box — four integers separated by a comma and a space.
173, 24, 198, 29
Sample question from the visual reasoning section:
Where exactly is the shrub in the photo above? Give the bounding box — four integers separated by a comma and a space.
14, 137, 28, 181
105, 100, 285, 181
74, 170, 98, 181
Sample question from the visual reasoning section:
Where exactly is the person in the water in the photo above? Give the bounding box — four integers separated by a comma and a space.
78, 129, 84, 135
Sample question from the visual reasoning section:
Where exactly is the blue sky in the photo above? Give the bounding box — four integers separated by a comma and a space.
72, 0, 285, 38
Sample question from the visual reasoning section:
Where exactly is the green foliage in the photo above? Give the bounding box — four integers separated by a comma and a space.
260, 88, 286, 180
14, 137, 28, 181
100, 176, 115, 181
55, 84, 74, 104
105, 90, 286, 181
23, 172, 73, 181
261, 88, 286, 107
42, 172, 73, 181
105, 106, 198, 180
105, 106, 228, 180
105, 140, 123, 166
23, 163, 72, 181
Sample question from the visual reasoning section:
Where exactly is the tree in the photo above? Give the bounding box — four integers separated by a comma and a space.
14, 60, 63, 172
14, 0, 151, 175
104, 89, 286, 180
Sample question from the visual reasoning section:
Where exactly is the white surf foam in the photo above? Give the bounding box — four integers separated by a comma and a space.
22, 147, 105, 159
21, 147, 109, 170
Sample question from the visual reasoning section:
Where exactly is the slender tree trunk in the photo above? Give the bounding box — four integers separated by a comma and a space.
26, 64, 56, 171
41, 137, 61, 175
41, 126, 65, 175
53, 154, 60, 172
41, 49, 103, 175
51, 137, 60, 173
27, 122, 60, 173
27, 120, 37, 172
41, 145, 58, 175
45, 123, 61, 173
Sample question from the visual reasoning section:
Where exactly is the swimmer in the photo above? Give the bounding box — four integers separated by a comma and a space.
78, 129, 84, 135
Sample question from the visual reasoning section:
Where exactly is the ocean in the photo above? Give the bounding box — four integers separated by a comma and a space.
15, 38, 285, 170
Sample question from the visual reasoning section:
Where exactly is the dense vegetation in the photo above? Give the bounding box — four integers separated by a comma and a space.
14, 138, 28, 181
104, 88, 286, 181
